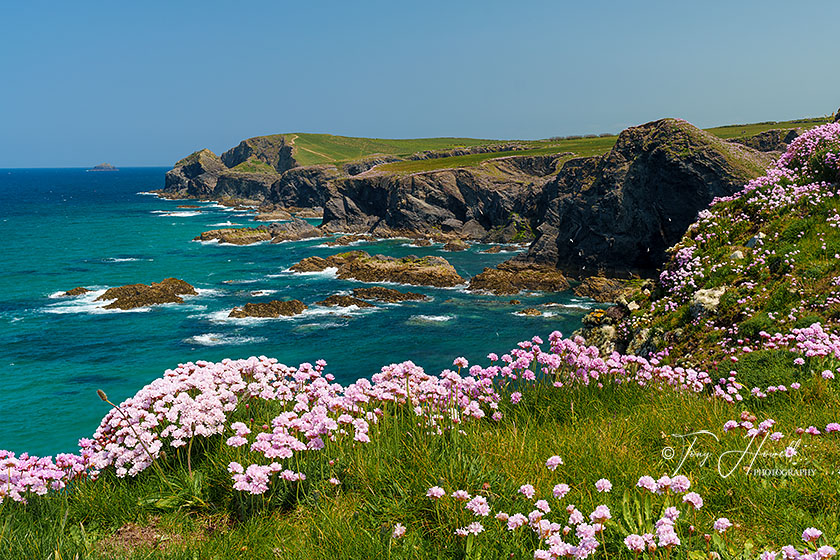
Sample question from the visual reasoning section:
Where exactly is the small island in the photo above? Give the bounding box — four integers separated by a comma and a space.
87, 163, 118, 172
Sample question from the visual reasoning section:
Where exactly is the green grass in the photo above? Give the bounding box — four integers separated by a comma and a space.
287, 134, 512, 166
2, 370, 839, 559
704, 117, 830, 140
229, 158, 275, 174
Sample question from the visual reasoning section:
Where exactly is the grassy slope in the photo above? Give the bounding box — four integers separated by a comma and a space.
3, 376, 839, 559
290, 117, 830, 175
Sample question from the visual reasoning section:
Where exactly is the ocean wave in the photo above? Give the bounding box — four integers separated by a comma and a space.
210, 221, 242, 226
193, 288, 223, 297
101, 257, 151, 263
184, 333, 267, 347
136, 191, 161, 196
407, 314, 454, 324
249, 289, 278, 297
163, 211, 202, 217
289, 267, 339, 278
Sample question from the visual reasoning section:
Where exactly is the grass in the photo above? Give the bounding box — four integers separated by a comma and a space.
704, 117, 831, 140
2, 368, 839, 559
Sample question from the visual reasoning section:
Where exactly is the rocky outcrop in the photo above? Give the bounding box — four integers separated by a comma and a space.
521, 119, 774, 275
197, 218, 323, 245
516, 308, 542, 316
95, 278, 196, 310
343, 156, 402, 176
228, 299, 307, 318
573, 276, 641, 303
290, 251, 465, 287
268, 218, 323, 243
196, 227, 273, 245
220, 136, 297, 173
323, 234, 371, 247
64, 287, 90, 296
442, 239, 469, 252
213, 172, 277, 201
163, 149, 227, 197
351, 286, 427, 302
315, 295, 374, 308
468, 261, 570, 295
254, 208, 293, 221
482, 245, 502, 254
729, 129, 800, 152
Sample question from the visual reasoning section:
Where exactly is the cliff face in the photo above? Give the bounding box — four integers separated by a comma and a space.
320, 154, 562, 241
220, 136, 297, 173
520, 119, 774, 275
163, 149, 227, 197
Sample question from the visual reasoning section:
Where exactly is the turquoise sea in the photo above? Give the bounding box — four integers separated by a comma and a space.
0, 168, 595, 456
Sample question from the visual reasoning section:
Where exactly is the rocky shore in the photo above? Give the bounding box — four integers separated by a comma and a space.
228, 299, 307, 318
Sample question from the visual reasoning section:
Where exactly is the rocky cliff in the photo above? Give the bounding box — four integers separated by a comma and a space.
319, 154, 563, 241
163, 120, 777, 276
518, 119, 774, 275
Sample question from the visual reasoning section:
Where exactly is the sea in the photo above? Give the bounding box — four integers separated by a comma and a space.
0, 168, 597, 456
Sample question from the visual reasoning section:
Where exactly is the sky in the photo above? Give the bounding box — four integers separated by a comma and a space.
1, 0, 838, 167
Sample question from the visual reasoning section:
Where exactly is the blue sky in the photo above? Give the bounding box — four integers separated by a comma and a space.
2, 0, 838, 167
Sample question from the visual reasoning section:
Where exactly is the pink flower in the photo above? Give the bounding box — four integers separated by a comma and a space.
713, 518, 732, 533
518, 484, 535, 499
507, 513, 528, 530
545, 455, 563, 471
784, 446, 797, 458
682, 492, 703, 510
426, 486, 445, 499
452, 489, 471, 501
510, 392, 522, 404
392, 523, 406, 539
595, 478, 612, 492
535, 499, 550, 513
625, 534, 646, 553
453, 357, 469, 368
465, 495, 490, 517
637, 475, 657, 492
553, 483, 570, 499
589, 505, 611, 523
802, 527, 823, 542
670, 475, 690, 493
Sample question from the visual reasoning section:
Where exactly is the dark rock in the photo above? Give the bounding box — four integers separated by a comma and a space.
410, 238, 433, 247
442, 239, 469, 252
574, 276, 637, 303
482, 245, 502, 254
324, 234, 371, 247
220, 136, 297, 173
214, 172, 277, 201
64, 287, 90, 296
468, 261, 570, 295
520, 119, 774, 275
834, 108, 840, 123
343, 156, 403, 175
517, 307, 542, 316
229, 299, 307, 318
315, 295, 374, 308
96, 278, 196, 310
352, 286, 427, 302
728, 128, 801, 152
163, 149, 226, 197
509, 299, 521, 305
269, 217, 323, 242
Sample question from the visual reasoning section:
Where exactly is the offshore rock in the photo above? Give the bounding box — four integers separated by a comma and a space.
351, 286, 427, 302
228, 299, 307, 318
315, 295, 374, 308
468, 261, 570, 295
196, 227, 272, 245
64, 287, 90, 296
442, 239, 469, 252
290, 251, 464, 287
96, 278, 197, 310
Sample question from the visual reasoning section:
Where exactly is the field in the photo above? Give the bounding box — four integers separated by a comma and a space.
284, 117, 831, 175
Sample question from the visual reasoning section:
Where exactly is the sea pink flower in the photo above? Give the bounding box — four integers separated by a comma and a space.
713, 518, 732, 533
426, 486, 445, 499
392, 523, 406, 539
518, 484, 535, 499
625, 534, 646, 553
682, 492, 703, 510
553, 483, 570, 499
802, 527, 823, 542
545, 455, 563, 471
535, 499, 550, 513
595, 478, 612, 492
452, 489, 471, 501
